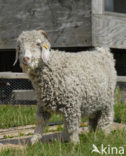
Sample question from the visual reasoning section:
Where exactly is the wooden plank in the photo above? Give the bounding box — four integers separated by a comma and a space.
92, 13, 126, 49
12, 90, 36, 101
0, 72, 28, 79
0, 72, 125, 83
92, 0, 104, 14
0, 0, 91, 48
104, 11, 126, 18
117, 76, 126, 82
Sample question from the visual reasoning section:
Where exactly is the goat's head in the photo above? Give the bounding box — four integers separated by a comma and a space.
14, 30, 51, 73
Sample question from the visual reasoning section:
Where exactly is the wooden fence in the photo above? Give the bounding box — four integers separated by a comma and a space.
0, 72, 126, 104
0, 72, 125, 82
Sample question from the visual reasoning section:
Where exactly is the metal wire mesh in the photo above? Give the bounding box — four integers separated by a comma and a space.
0, 79, 37, 105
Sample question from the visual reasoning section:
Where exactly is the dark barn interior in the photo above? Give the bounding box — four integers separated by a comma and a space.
0, 50, 21, 72
0, 48, 126, 76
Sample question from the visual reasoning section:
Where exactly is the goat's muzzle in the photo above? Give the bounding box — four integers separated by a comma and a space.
23, 57, 30, 65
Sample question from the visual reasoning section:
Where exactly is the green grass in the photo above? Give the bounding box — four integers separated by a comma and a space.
0, 90, 126, 128
0, 104, 87, 129
1, 130, 126, 156
49, 114, 63, 123
0, 88, 126, 155
0, 105, 63, 128
114, 102, 126, 123
0, 105, 36, 128
0, 102, 125, 129
114, 87, 126, 123
0, 87, 126, 128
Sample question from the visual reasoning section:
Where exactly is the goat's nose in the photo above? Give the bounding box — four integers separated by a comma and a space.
23, 57, 30, 65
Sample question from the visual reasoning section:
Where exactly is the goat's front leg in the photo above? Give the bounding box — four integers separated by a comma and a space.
63, 108, 81, 144
31, 106, 51, 145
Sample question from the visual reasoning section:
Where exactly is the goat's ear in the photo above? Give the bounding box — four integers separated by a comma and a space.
38, 30, 50, 42
13, 46, 19, 66
41, 44, 50, 63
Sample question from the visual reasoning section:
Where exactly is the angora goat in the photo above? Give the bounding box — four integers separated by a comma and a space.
15, 30, 117, 144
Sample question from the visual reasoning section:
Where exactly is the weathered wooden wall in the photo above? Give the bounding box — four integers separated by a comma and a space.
0, 0, 91, 49
92, 0, 126, 49
92, 13, 126, 49
1, 0, 126, 49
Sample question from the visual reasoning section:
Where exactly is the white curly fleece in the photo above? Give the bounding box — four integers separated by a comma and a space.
17, 30, 117, 144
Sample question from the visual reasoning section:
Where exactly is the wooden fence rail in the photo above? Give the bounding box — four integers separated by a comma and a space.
0, 72, 28, 79
0, 72, 125, 82
0, 72, 126, 104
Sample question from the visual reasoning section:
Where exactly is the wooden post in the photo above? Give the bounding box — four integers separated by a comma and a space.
92, 0, 104, 14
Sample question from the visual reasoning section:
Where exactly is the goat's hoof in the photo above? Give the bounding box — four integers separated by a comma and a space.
69, 136, 80, 144
30, 135, 42, 145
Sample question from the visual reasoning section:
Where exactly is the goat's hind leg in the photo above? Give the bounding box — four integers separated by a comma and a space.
88, 107, 114, 134
97, 107, 114, 134
88, 111, 102, 132
31, 107, 51, 145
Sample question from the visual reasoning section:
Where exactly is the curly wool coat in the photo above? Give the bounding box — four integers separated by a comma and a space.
30, 48, 116, 113
17, 30, 117, 144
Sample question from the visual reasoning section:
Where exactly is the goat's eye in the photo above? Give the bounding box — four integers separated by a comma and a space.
36, 39, 41, 46
36, 43, 41, 46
